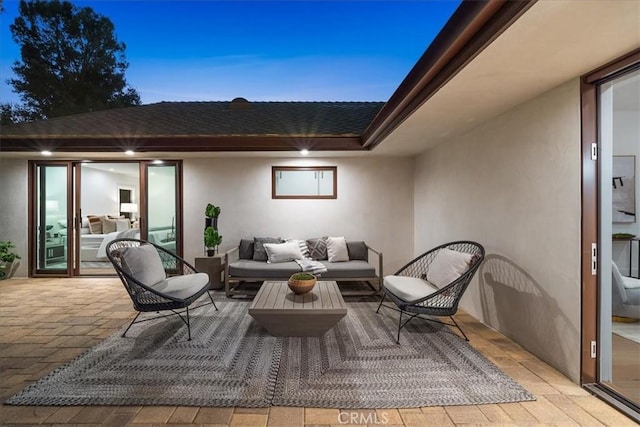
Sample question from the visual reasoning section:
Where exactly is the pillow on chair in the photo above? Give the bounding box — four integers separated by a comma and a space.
120, 244, 166, 285
427, 248, 473, 288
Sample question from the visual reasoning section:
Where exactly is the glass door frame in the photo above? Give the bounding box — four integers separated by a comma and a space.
580, 49, 640, 419
28, 160, 74, 277
140, 160, 183, 257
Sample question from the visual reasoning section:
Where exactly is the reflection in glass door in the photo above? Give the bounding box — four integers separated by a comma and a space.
598, 69, 640, 407
144, 162, 180, 257
33, 163, 70, 274
77, 162, 140, 275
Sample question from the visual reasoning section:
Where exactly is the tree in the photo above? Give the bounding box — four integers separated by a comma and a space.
8, 0, 140, 120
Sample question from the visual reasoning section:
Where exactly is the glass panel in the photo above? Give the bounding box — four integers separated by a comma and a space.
599, 69, 640, 405
147, 164, 178, 261
272, 166, 337, 199
35, 164, 69, 271
78, 162, 139, 275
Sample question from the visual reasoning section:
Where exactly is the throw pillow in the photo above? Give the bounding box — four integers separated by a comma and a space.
238, 239, 255, 260
116, 218, 131, 232
119, 244, 166, 285
102, 217, 118, 234
285, 239, 310, 259
306, 237, 328, 260
346, 241, 368, 261
87, 216, 102, 234
326, 236, 349, 262
253, 237, 282, 261
426, 248, 473, 288
264, 242, 303, 263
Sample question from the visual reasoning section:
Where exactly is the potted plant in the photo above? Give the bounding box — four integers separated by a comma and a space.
0, 241, 21, 280
205, 203, 221, 230
204, 226, 222, 256
287, 272, 317, 295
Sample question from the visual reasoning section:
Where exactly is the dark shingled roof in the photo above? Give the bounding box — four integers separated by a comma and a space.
0, 100, 385, 138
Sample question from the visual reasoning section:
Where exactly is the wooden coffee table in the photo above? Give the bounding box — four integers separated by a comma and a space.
248, 281, 347, 336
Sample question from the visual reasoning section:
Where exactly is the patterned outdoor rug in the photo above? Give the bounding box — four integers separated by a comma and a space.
6, 300, 535, 408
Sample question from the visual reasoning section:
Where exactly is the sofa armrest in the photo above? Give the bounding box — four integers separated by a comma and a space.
365, 244, 383, 284
224, 246, 240, 297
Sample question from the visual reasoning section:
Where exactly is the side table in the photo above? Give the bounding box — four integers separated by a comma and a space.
195, 255, 225, 290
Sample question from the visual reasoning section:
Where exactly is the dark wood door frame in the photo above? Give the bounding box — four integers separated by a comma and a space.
580, 49, 640, 384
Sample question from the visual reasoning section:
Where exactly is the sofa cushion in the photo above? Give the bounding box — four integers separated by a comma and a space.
426, 248, 473, 287
239, 239, 255, 260
151, 272, 209, 300
346, 241, 368, 261
264, 241, 303, 263
384, 275, 438, 302
319, 260, 376, 279
253, 237, 282, 261
229, 260, 301, 278
327, 236, 349, 262
306, 237, 328, 260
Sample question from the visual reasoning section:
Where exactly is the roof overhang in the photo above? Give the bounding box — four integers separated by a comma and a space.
368, 0, 640, 156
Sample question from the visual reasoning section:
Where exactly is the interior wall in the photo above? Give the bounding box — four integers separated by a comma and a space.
183, 157, 414, 276
80, 165, 138, 217
0, 158, 28, 277
413, 79, 582, 381
612, 110, 640, 276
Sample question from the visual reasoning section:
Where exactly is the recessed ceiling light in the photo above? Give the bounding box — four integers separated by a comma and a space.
125, 150, 134, 155
41, 150, 52, 156
300, 149, 309, 156
152, 160, 164, 164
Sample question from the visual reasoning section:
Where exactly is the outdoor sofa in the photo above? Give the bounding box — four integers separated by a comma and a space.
224, 237, 383, 297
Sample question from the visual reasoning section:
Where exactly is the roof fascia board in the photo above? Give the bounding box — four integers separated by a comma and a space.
0, 135, 366, 152
362, 0, 537, 151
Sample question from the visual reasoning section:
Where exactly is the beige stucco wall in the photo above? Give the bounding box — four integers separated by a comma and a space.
0, 158, 29, 278
413, 79, 582, 381
183, 156, 414, 277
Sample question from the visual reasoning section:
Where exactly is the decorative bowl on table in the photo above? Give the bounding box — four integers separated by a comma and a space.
287, 273, 317, 295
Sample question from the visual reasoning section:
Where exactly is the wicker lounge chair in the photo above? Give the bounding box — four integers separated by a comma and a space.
376, 240, 485, 343
107, 238, 217, 340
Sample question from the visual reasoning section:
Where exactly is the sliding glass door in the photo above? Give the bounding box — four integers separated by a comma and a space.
598, 68, 640, 407
32, 162, 71, 275
143, 161, 181, 256
30, 160, 182, 277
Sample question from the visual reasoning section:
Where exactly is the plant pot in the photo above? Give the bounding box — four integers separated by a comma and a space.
287, 274, 317, 295
0, 260, 19, 280
206, 248, 216, 257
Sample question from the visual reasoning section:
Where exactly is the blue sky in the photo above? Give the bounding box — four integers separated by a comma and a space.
0, 1, 460, 105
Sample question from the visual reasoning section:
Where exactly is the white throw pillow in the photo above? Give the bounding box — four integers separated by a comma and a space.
285, 239, 310, 259
326, 236, 349, 262
116, 218, 131, 231
120, 244, 166, 285
263, 242, 303, 263
426, 248, 473, 288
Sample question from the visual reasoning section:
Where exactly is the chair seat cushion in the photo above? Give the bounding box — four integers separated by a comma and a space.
151, 272, 210, 301
384, 275, 439, 302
